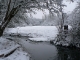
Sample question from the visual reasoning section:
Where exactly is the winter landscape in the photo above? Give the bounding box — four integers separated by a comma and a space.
0, 0, 80, 60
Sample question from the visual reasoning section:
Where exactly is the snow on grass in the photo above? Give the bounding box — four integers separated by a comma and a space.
0, 37, 30, 60
5, 26, 58, 41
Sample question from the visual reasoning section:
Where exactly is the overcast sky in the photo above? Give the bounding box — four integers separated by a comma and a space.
28, 0, 78, 19
63, 0, 77, 13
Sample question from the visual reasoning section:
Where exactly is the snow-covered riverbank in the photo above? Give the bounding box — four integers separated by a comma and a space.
5, 26, 58, 41
0, 37, 30, 60
4, 26, 74, 47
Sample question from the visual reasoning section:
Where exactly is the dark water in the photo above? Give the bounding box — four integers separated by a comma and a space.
23, 41, 58, 60
22, 41, 80, 60
5, 36, 80, 60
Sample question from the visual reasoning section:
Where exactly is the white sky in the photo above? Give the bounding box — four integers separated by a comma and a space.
28, 9, 49, 19
63, 0, 77, 13
32, 9, 49, 19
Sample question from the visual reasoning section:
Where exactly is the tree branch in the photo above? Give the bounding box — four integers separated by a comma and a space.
4, 0, 11, 20
1, 0, 11, 26
1, 5, 21, 30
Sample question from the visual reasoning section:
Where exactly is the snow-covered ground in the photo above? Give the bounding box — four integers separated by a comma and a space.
0, 37, 30, 60
5, 26, 58, 41
5, 26, 72, 42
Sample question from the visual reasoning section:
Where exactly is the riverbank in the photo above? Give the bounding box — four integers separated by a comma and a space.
4, 26, 80, 49
4, 36, 80, 60
0, 37, 30, 60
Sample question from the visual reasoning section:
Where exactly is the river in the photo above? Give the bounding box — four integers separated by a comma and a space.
5, 36, 80, 60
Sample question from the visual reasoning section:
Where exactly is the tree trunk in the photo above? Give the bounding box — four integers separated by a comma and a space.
57, 9, 64, 41
0, 26, 4, 36
0, 18, 12, 37
0, 14, 15, 36
0, 5, 20, 37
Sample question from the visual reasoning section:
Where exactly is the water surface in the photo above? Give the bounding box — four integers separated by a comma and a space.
5, 36, 80, 60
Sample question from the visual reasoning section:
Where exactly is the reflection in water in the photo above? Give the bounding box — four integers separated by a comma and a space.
57, 46, 80, 60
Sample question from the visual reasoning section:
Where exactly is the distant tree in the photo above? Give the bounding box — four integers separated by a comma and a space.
67, 1, 80, 45
72, 3, 80, 43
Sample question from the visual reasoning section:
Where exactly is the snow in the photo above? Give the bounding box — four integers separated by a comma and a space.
4, 48, 29, 60
5, 26, 59, 41
0, 37, 30, 60
0, 45, 19, 56
29, 37, 48, 41
4, 26, 74, 47
5, 26, 72, 43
